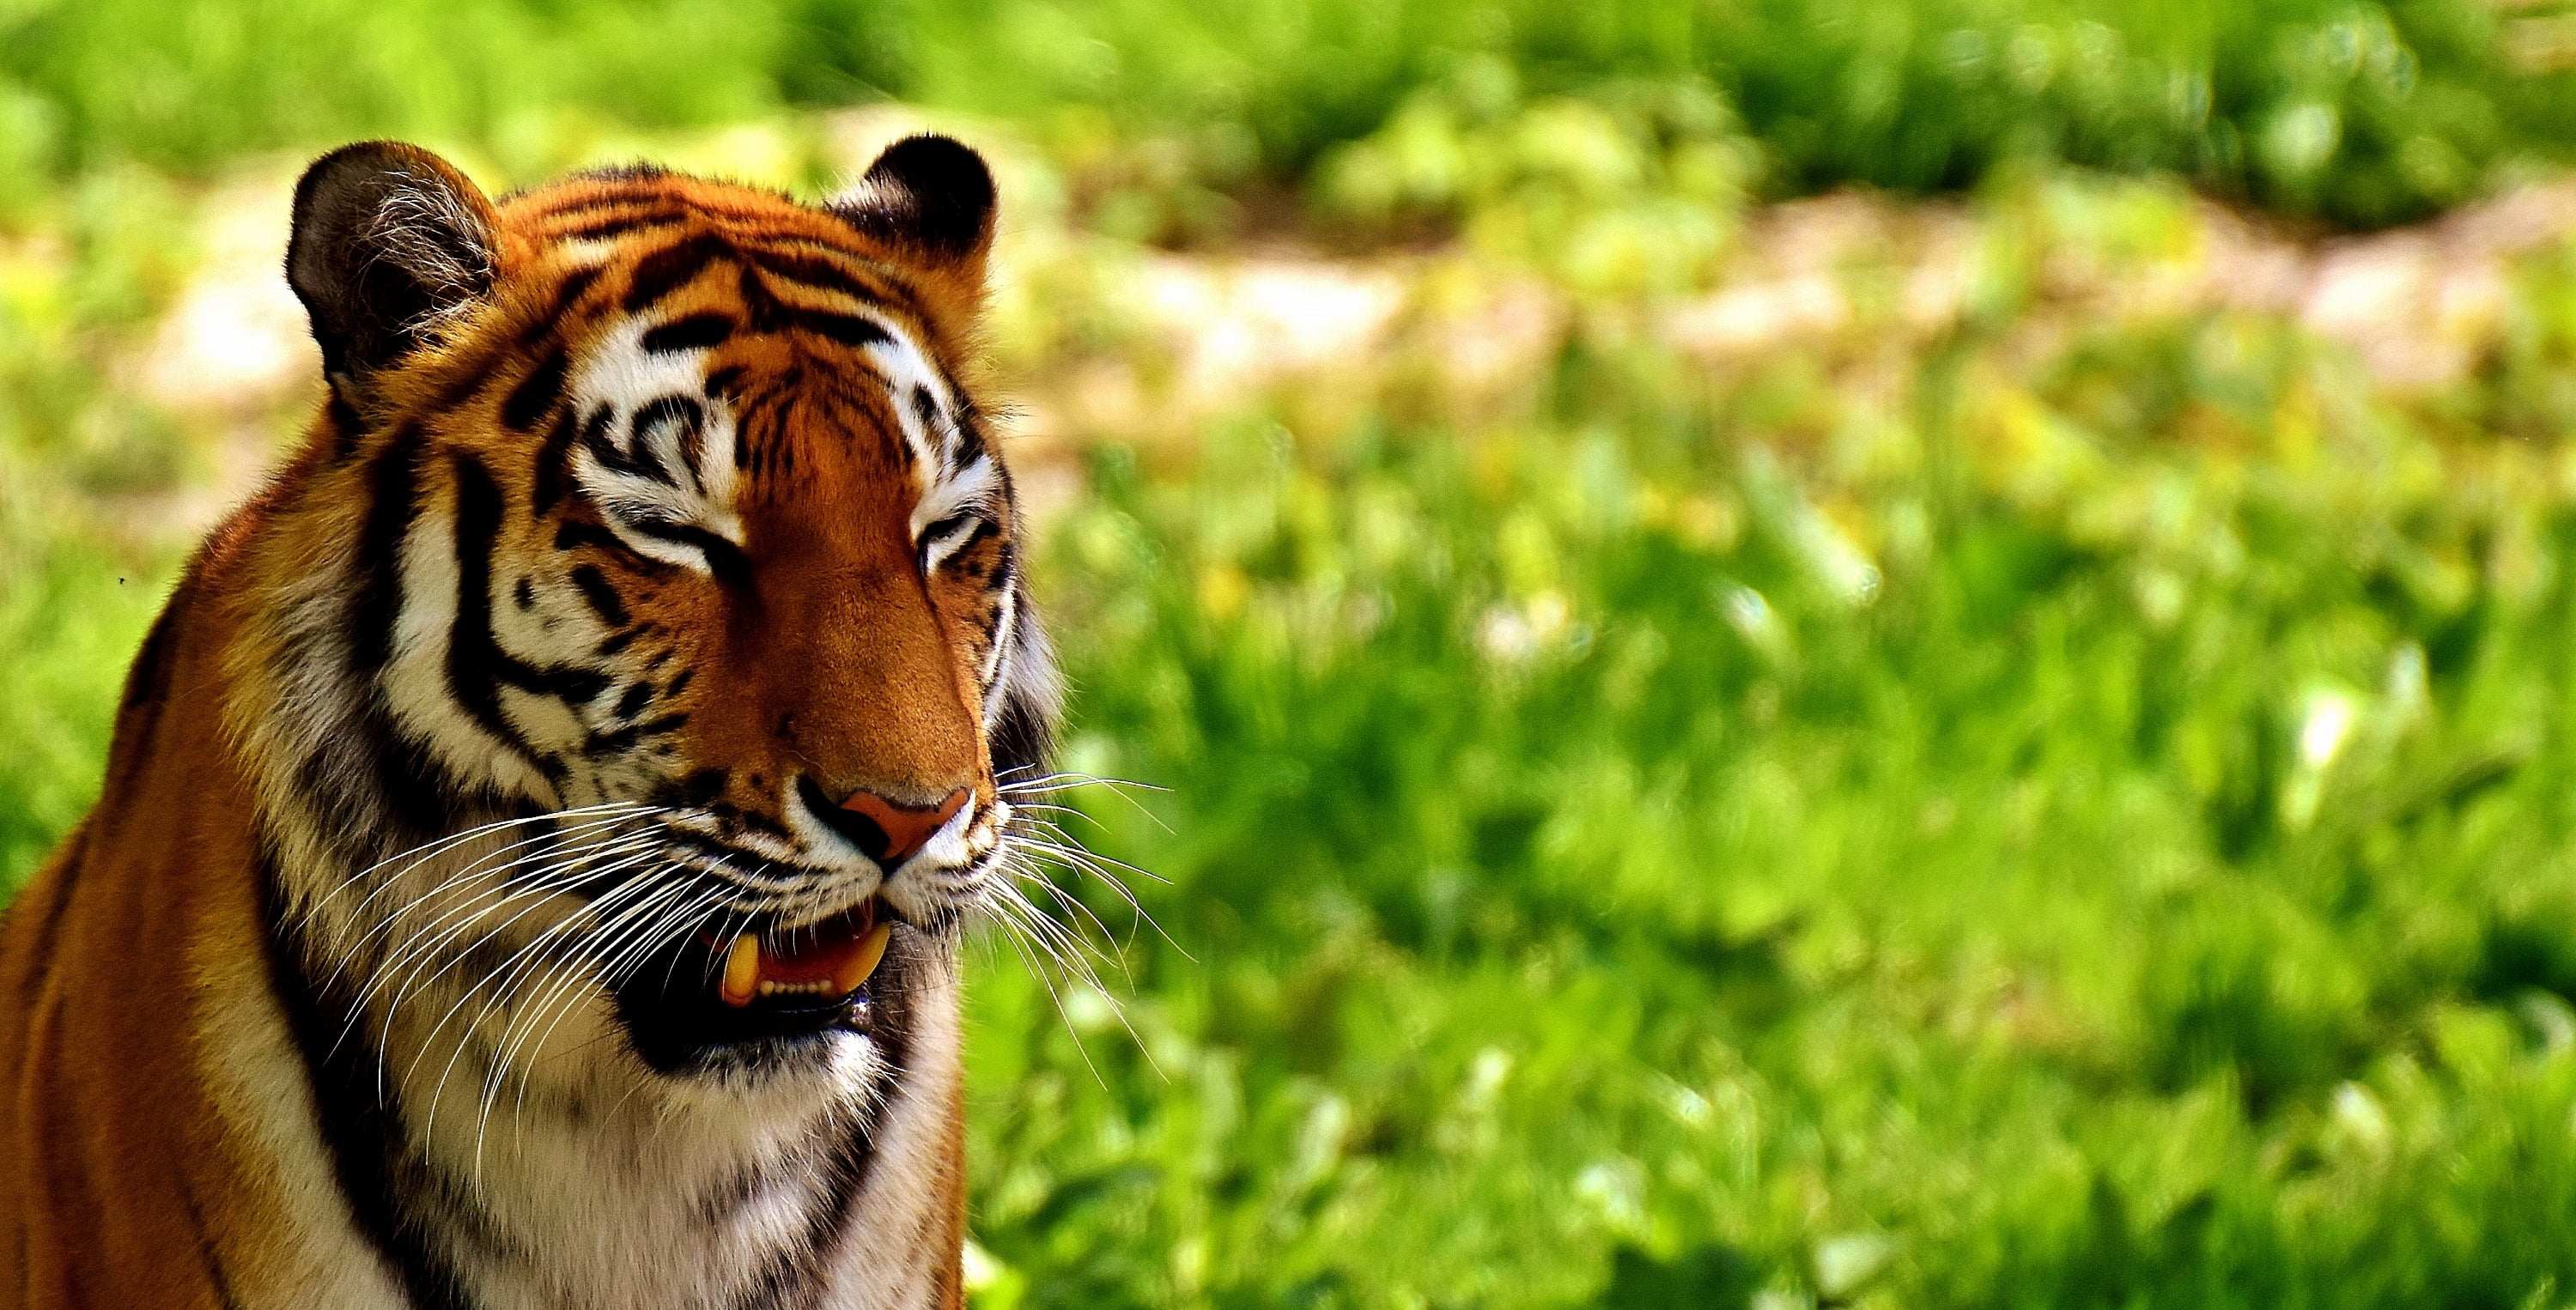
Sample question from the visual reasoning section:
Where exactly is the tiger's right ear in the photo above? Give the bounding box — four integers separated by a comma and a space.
286, 142, 500, 414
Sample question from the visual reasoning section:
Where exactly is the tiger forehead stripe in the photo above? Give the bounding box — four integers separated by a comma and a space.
551, 288, 981, 587
607, 227, 912, 318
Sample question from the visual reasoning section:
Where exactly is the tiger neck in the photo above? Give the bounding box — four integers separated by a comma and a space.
249, 833, 970, 1309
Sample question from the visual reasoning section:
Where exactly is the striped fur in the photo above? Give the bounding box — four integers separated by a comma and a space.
0, 137, 1058, 1308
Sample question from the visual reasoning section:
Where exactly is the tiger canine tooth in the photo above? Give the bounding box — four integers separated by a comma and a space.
833, 923, 894, 998
720, 933, 760, 1007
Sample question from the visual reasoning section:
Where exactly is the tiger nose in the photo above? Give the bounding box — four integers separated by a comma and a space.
801, 779, 968, 864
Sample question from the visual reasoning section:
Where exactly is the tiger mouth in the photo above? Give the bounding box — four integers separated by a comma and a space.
701, 897, 892, 1008
611, 895, 903, 1071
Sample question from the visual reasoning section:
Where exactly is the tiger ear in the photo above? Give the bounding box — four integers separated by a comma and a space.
827, 135, 997, 282
286, 141, 500, 412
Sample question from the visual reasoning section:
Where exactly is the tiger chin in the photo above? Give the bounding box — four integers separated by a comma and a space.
0, 134, 1061, 1309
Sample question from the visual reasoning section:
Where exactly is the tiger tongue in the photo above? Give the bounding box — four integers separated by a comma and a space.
717, 908, 891, 1007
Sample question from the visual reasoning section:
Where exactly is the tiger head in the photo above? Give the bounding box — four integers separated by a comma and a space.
240, 137, 1060, 1084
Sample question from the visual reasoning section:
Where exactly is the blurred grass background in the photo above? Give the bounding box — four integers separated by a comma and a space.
15, 2, 2576, 1307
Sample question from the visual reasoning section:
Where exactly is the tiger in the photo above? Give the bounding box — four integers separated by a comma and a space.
0, 132, 1062, 1308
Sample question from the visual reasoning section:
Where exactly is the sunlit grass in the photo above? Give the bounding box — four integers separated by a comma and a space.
964, 320, 2576, 1304
7, 0, 2576, 227
10, 9, 2576, 1302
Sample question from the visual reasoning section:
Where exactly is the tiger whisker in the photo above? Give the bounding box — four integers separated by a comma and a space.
999, 861, 1131, 974
330, 834, 671, 1075
497, 875, 747, 1148
355, 830, 670, 1028
1005, 835, 1187, 961
307, 804, 657, 943
325, 816, 665, 998
417, 866, 695, 1151
475, 872, 732, 1180
1008, 825, 1168, 887
982, 903, 1116, 1089
994, 772, 1171, 833
300, 804, 629, 926
364, 835, 678, 1090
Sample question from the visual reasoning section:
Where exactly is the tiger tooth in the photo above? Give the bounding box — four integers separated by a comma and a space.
720, 934, 760, 1007
832, 923, 894, 998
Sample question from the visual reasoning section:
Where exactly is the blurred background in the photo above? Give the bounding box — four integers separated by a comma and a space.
17, 1, 2576, 1305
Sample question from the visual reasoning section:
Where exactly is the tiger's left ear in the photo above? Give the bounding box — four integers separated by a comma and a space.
828, 135, 997, 302
287, 141, 501, 415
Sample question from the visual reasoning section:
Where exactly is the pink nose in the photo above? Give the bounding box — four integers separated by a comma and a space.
836, 787, 968, 864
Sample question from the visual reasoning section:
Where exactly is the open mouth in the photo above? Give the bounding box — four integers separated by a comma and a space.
611, 896, 902, 1072
709, 898, 893, 1007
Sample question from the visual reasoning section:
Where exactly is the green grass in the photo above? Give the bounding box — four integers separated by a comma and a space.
952, 281, 2576, 1303
0, 544, 175, 889
7, 0, 2576, 227
15, 6, 2576, 1306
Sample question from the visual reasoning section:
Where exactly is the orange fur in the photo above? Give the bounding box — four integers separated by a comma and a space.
0, 143, 1030, 1307
0, 525, 291, 1305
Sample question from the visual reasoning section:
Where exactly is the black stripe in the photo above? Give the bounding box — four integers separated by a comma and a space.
613, 682, 654, 720
174, 1172, 247, 1310
118, 595, 181, 712
560, 211, 687, 242
626, 515, 752, 587
569, 564, 629, 628
623, 233, 733, 312
326, 392, 367, 462
641, 312, 736, 354
348, 433, 423, 676
738, 945, 920, 1307
726, 1140, 867, 1310
500, 348, 568, 432
532, 266, 604, 337
740, 390, 797, 472
422, 342, 513, 416
527, 185, 668, 220
7, 825, 83, 1021
446, 454, 549, 767
950, 397, 991, 467
584, 712, 688, 754
575, 403, 627, 475
908, 385, 939, 441
583, 406, 660, 484
532, 406, 580, 519
676, 767, 729, 808
743, 246, 889, 305
737, 263, 787, 332
518, 660, 613, 707
258, 854, 483, 1310
789, 310, 890, 348
941, 518, 1000, 574
100, 591, 186, 800
632, 396, 707, 489
952, 418, 989, 467
552, 519, 630, 555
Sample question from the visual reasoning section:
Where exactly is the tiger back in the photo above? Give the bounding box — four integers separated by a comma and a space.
0, 135, 1058, 1308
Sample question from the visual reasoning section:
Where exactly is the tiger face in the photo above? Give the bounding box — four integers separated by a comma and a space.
248, 137, 1059, 1088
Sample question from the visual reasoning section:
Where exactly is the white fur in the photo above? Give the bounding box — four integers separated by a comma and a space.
197, 928, 412, 1308
215, 293, 1037, 1307
568, 316, 745, 573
